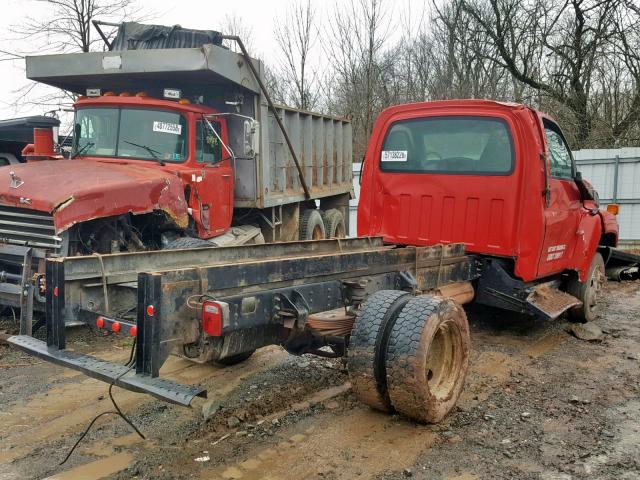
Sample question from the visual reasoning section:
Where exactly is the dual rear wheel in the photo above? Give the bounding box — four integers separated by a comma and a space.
347, 290, 470, 423
299, 208, 346, 240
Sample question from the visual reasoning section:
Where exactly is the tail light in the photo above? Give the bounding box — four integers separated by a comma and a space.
202, 300, 229, 337
607, 204, 619, 215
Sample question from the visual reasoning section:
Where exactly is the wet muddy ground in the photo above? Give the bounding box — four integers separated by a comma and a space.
0, 281, 638, 480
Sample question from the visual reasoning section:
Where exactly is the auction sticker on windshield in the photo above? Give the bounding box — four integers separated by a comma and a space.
153, 121, 182, 135
381, 150, 408, 161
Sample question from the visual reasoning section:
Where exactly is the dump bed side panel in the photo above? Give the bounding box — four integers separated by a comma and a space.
241, 104, 352, 209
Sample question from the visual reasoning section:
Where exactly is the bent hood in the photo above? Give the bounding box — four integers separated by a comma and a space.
0, 159, 189, 233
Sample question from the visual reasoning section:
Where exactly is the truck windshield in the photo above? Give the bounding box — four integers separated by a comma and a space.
73, 107, 188, 162
380, 116, 513, 175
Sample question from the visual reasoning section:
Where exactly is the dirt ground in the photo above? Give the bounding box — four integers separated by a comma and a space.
1, 281, 639, 480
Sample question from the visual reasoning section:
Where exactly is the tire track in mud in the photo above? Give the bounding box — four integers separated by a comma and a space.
3, 291, 618, 480
0, 346, 287, 477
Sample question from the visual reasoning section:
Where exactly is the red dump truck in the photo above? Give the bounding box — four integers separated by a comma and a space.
0, 23, 352, 329
4, 95, 639, 424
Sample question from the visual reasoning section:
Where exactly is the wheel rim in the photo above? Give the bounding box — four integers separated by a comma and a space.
312, 224, 324, 240
334, 222, 346, 238
425, 320, 462, 400
586, 264, 605, 311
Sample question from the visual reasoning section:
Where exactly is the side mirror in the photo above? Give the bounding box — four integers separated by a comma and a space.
243, 120, 259, 157
358, 156, 365, 186
574, 170, 598, 205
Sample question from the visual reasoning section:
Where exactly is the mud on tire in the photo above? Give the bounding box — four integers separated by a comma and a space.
567, 253, 605, 323
347, 290, 412, 411
214, 350, 255, 366
299, 209, 326, 240
321, 209, 346, 239
163, 237, 214, 249
385, 295, 470, 423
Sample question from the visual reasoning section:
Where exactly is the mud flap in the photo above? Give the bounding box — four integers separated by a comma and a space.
526, 283, 582, 320
5, 335, 206, 406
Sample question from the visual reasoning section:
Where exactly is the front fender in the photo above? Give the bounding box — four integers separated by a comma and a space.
598, 209, 619, 246
572, 210, 603, 282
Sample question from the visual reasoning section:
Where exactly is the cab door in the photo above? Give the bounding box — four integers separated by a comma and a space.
189, 119, 234, 237
537, 119, 582, 277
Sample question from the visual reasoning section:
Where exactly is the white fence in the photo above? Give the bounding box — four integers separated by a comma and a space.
350, 148, 640, 245
575, 147, 640, 245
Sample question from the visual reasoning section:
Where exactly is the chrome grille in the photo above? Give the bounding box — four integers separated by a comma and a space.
0, 205, 61, 250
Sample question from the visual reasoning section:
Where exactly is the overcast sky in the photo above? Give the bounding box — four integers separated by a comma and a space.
0, 0, 425, 126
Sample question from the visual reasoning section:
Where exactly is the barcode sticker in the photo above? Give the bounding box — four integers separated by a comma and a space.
381, 150, 408, 162
153, 121, 182, 135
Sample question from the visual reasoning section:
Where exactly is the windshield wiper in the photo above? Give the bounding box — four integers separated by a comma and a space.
71, 142, 94, 159
123, 140, 165, 165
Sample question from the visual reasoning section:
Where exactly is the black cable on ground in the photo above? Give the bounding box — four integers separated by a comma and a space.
59, 341, 145, 466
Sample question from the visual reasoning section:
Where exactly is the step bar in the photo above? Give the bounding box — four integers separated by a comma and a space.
3, 334, 206, 406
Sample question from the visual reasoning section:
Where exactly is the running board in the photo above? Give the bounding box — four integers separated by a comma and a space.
526, 283, 581, 320
5, 335, 207, 406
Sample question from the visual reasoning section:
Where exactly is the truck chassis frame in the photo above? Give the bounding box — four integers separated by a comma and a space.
4, 238, 477, 405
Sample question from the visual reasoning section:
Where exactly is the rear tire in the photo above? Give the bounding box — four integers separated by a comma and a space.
164, 237, 214, 249
214, 350, 255, 366
385, 295, 470, 423
299, 209, 326, 240
321, 209, 346, 239
347, 290, 413, 412
567, 253, 605, 323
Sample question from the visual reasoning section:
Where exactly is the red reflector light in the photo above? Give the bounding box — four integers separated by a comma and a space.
130, 325, 137, 337
96, 316, 105, 328
146, 305, 154, 317
53, 286, 59, 297
202, 300, 223, 336
111, 321, 121, 333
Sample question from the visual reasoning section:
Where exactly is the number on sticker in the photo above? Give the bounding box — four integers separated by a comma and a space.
381, 150, 408, 162
153, 121, 182, 135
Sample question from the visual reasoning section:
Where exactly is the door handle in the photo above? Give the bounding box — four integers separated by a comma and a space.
222, 174, 232, 178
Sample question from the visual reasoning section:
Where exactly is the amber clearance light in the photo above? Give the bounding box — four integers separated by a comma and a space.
607, 204, 619, 215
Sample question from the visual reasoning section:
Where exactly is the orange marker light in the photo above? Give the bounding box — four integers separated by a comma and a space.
130, 325, 138, 337
146, 305, 154, 317
96, 316, 105, 328
111, 321, 121, 333
607, 204, 619, 215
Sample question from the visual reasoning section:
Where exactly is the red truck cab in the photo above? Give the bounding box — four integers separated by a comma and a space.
358, 100, 618, 285
0, 93, 236, 256
68, 94, 234, 239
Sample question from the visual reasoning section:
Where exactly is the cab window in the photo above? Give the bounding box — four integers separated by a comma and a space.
196, 120, 222, 163
380, 116, 514, 175
544, 121, 574, 180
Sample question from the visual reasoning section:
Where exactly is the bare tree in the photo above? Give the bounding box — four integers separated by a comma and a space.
460, 0, 624, 147
325, 0, 393, 157
274, 0, 318, 110
219, 12, 256, 55
11, 0, 144, 54
6, 0, 146, 118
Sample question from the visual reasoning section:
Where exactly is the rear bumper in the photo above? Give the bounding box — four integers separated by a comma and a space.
3, 334, 206, 406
